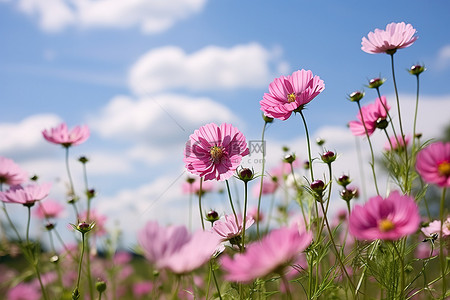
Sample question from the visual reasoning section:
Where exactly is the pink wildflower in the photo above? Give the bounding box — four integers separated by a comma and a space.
138, 221, 221, 274
421, 217, 450, 238
182, 177, 215, 195
133, 281, 153, 299
220, 225, 312, 282
416, 141, 450, 187
349, 191, 420, 241
248, 206, 264, 223
0, 183, 51, 206
42, 122, 90, 147
7, 282, 41, 300
0, 157, 28, 186
361, 22, 418, 54
184, 123, 249, 181
260, 69, 324, 120
252, 177, 278, 197
384, 135, 410, 151
349, 96, 390, 136
113, 251, 133, 265
212, 214, 254, 242
34, 199, 65, 219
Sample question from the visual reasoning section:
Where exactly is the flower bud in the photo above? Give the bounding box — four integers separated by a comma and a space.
348, 91, 365, 102
321, 150, 336, 164
310, 180, 325, 195
30, 175, 39, 181
78, 156, 89, 164
46, 222, 55, 231
186, 177, 196, 184
86, 189, 96, 199
262, 114, 274, 123
50, 255, 59, 263
303, 160, 310, 170
96, 280, 107, 293
282, 146, 290, 153
206, 210, 219, 223
71, 221, 95, 234
283, 154, 296, 164
414, 133, 422, 139
337, 174, 351, 187
376, 118, 389, 129
368, 77, 386, 89
409, 64, 425, 76
237, 167, 255, 183
316, 138, 325, 146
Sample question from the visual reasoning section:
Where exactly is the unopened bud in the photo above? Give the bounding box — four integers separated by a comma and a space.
348, 91, 365, 102
321, 151, 336, 164
96, 281, 107, 293
368, 77, 386, 89
409, 64, 425, 76
283, 154, 296, 164
206, 210, 219, 223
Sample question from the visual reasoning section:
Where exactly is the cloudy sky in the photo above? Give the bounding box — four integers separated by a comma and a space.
1, 0, 450, 248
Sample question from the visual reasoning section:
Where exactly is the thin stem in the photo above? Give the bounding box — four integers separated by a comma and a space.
75, 233, 86, 297
26, 206, 32, 246
281, 275, 292, 300
65, 146, 76, 195
265, 193, 276, 234
299, 111, 314, 181
439, 187, 447, 299
317, 163, 333, 240
1, 202, 23, 243
289, 163, 307, 229
256, 121, 268, 239
354, 137, 368, 201
188, 183, 193, 231
198, 177, 205, 230
225, 180, 240, 230
241, 182, 249, 251
356, 101, 380, 195
375, 87, 400, 150
412, 75, 420, 154
211, 263, 223, 300
392, 241, 405, 298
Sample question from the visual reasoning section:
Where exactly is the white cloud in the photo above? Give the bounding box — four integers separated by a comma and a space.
12, 0, 207, 34
128, 43, 282, 94
435, 44, 450, 70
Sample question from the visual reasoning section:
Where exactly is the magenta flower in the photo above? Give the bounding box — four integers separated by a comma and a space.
42, 122, 90, 147
133, 281, 153, 299
0, 157, 28, 186
34, 199, 65, 219
421, 217, 450, 238
212, 214, 254, 242
349, 96, 390, 136
184, 123, 249, 181
361, 22, 418, 54
349, 191, 420, 241
260, 69, 325, 120
416, 141, 450, 187
0, 183, 51, 206
384, 134, 410, 151
138, 221, 221, 274
220, 225, 312, 282
7, 282, 41, 300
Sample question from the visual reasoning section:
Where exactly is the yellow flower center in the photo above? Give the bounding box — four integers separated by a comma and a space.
210, 146, 224, 163
378, 219, 395, 232
438, 161, 450, 177
287, 93, 296, 103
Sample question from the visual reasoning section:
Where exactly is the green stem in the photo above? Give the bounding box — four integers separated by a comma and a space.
198, 177, 205, 230
1, 202, 23, 243
289, 163, 307, 229
211, 263, 223, 300
392, 241, 405, 298
439, 187, 447, 299
225, 180, 239, 231
354, 136, 368, 201
256, 121, 268, 239
412, 74, 420, 154
75, 233, 86, 297
241, 182, 249, 251
299, 111, 314, 181
356, 101, 380, 195
265, 193, 276, 234
375, 87, 401, 152
65, 146, 76, 195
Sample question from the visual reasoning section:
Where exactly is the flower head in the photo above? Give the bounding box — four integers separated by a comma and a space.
34, 199, 65, 219
416, 141, 450, 187
0, 183, 51, 207
349, 191, 420, 241
421, 217, 450, 238
0, 157, 28, 186
42, 122, 90, 147
7, 282, 41, 300
220, 225, 312, 282
252, 176, 278, 197
260, 69, 325, 120
349, 96, 390, 136
184, 123, 249, 181
361, 22, 418, 54
212, 214, 254, 242
384, 135, 410, 152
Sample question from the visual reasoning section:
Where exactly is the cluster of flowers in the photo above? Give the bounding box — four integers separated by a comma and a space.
0, 21, 449, 299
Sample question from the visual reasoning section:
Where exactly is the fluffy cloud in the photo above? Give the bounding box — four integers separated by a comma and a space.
128, 43, 283, 94
11, 0, 207, 33
435, 44, 450, 70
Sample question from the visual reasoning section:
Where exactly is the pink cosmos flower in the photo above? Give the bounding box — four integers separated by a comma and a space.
415, 242, 440, 259
138, 221, 221, 274
212, 214, 254, 242
361, 22, 418, 54
260, 69, 325, 120
384, 134, 410, 151
248, 206, 264, 223
252, 177, 278, 197
133, 281, 153, 299
0, 183, 51, 206
184, 123, 249, 181
181, 177, 215, 195
78, 209, 108, 236
34, 199, 65, 219
349, 191, 420, 241
349, 96, 390, 136
421, 217, 450, 237
416, 141, 450, 187
7, 282, 41, 300
113, 251, 133, 265
220, 225, 312, 282
42, 122, 90, 147
0, 157, 28, 186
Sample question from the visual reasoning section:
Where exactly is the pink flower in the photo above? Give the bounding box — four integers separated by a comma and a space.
220, 225, 312, 282
349, 96, 390, 136
260, 70, 325, 120
416, 141, 450, 187
34, 199, 65, 219
252, 177, 278, 197
212, 214, 254, 242
138, 221, 221, 274
0, 183, 51, 206
78, 209, 107, 236
248, 206, 264, 223
184, 123, 249, 181
349, 191, 420, 241
42, 122, 90, 147
0, 157, 28, 186
182, 177, 215, 195
7, 282, 41, 300
113, 251, 133, 265
361, 22, 418, 54
421, 217, 450, 237
384, 135, 410, 151
133, 281, 153, 299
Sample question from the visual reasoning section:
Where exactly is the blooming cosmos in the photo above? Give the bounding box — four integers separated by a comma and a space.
416, 141, 450, 187
220, 225, 312, 282
212, 214, 255, 242
361, 22, 418, 54
384, 134, 410, 151
349, 96, 390, 136
7, 282, 41, 300
34, 199, 65, 219
42, 122, 90, 147
260, 69, 325, 120
252, 176, 278, 197
138, 221, 221, 274
421, 217, 450, 238
0, 157, 28, 186
0, 183, 52, 206
184, 123, 249, 181
349, 191, 420, 241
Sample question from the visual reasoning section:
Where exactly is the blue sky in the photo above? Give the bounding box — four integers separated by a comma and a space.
1, 0, 450, 247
